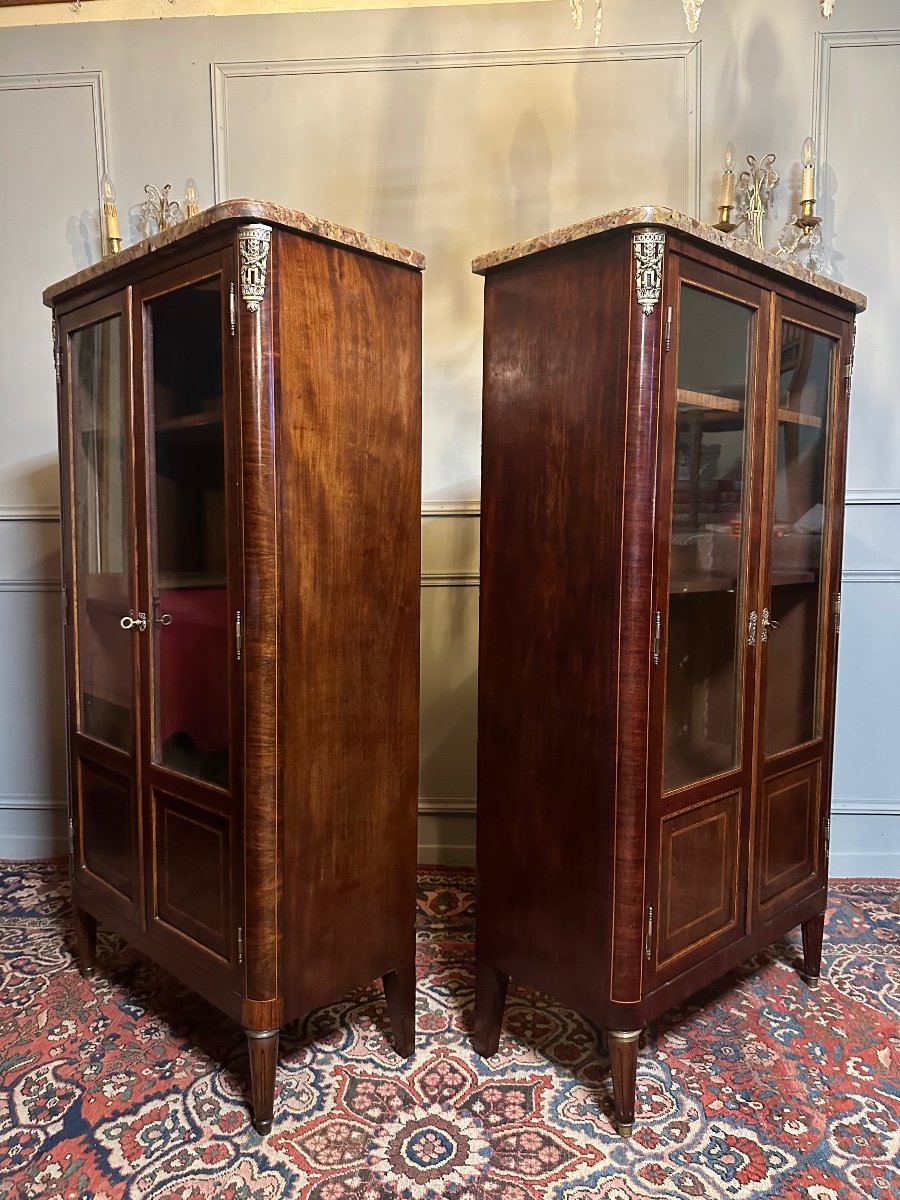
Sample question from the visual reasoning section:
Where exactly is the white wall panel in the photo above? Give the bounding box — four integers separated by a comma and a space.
0, 74, 107, 509
215, 44, 698, 501
0, 589, 67, 836
816, 33, 900, 494
0, 5, 897, 871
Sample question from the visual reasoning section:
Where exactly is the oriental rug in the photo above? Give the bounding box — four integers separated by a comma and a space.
0, 864, 897, 1200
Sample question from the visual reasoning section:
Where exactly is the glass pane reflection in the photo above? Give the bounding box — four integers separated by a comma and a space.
71, 317, 133, 751
763, 323, 834, 756
147, 279, 229, 787
663, 286, 754, 791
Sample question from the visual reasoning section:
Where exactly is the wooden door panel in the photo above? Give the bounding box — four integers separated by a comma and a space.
152, 791, 234, 961
756, 759, 822, 912
76, 757, 139, 909
654, 790, 741, 977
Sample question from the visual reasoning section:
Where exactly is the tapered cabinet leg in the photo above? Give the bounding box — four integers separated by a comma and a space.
472, 957, 509, 1058
246, 1027, 279, 1135
73, 908, 97, 979
382, 960, 416, 1058
607, 1029, 641, 1137
801, 912, 825, 988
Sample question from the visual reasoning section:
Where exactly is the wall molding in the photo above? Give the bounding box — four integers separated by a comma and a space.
212, 42, 701, 217
419, 797, 476, 814
841, 569, 900, 584
421, 501, 480, 518
832, 798, 900, 817
0, 70, 109, 215
0, 795, 66, 812
421, 571, 479, 589
0, 506, 61, 521
844, 489, 900, 505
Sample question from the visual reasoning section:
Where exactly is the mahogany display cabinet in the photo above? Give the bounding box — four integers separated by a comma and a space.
44, 200, 424, 1134
471, 207, 866, 1135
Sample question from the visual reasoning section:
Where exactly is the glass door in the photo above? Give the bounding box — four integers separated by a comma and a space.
649, 263, 766, 984
139, 259, 241, 969
61, 294, 142, 917
753, 303, 845, 919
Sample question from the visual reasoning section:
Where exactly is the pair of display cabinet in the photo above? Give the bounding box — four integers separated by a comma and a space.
44, 200, 865, 1136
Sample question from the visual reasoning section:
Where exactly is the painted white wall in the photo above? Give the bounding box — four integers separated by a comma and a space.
0, 1, 897, 873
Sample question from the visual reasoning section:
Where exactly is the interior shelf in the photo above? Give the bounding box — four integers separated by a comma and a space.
670, 573, 737, 594
776, 407, 822, 428
676, 389, 823, 429
677, 388, 743, 413
155, 411, 223, 434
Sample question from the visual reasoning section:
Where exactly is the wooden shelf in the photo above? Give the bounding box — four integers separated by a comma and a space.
677, 388, 743, 414
677, 390, 823, 429
770, 570, 816, 587
155, 411, 223, 434
669, 573, 737, 595
776, 407, 822, 428
157, 574, 226, 590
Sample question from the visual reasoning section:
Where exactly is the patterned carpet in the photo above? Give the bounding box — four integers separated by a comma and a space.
0, 864, 897, 1200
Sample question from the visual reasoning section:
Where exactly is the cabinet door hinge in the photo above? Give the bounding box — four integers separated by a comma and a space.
68, 818, 75, 855
235, 609, 242, 661
236, 925, 244, 964
644, 907, 654, 961
664, 306, 673, 353
61, 583, 67, 626
652, 611, 661, 666
834, 592, 841, 634
229, 283, 236, 337
52, 319, 60, 385
824, 817, 831, 854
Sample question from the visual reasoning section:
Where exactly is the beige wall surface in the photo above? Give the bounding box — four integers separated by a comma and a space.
0, 0, 897, 870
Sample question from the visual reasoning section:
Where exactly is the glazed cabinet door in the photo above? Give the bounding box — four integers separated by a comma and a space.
752, 301, 850, 923
647, 259, 767, 985
136, 254, 244, 984
58, 294, 143, 924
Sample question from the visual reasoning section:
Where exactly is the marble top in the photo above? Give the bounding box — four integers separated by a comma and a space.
472, 206, 867, 312
44, 198, 425, 304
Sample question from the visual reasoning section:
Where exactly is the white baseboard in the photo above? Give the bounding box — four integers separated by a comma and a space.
0, 806, 67, 859
0, 806, 895, 879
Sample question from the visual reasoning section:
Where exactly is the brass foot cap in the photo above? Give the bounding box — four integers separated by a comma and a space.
616, 1122, 634, 1138
803, 974, 820, 989
254, 1119, 273, 1136
81, 967, 96, 980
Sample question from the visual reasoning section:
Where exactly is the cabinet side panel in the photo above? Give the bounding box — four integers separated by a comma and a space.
275, 235, 422, 1019
477, 239, 629, 1017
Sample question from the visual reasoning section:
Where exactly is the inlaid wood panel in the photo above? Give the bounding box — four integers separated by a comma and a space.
153, 792, 232, 960
655, 790, 741, 973
756, 760, 822, 912
77, 758, 137, 904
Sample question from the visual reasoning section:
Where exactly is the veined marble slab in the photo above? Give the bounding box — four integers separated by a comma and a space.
472, 205, 866, 312
44, 198, 425, 305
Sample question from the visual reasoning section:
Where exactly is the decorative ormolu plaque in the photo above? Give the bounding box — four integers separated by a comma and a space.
633, 230, 666, 316
239, 225, 272, 313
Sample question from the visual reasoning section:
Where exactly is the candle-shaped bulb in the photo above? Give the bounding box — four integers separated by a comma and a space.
100, 171, 121, 248
184, 178, 200, 218
718, 142, 736, 208
801, 136, 816, 203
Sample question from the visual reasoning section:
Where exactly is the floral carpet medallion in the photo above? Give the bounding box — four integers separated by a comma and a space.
0, 866, 898, 1200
